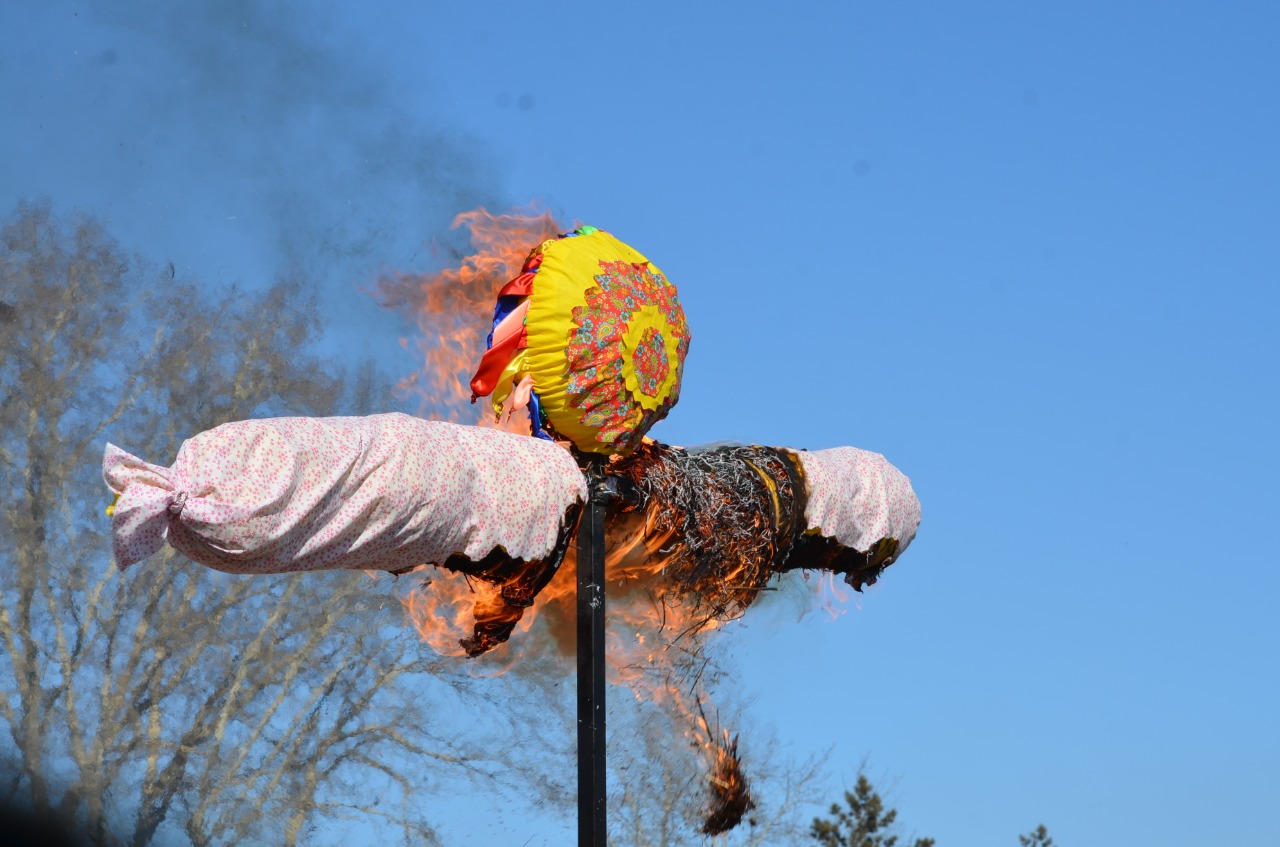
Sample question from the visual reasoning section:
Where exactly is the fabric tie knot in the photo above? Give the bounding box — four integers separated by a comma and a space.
168, 491, 188, 515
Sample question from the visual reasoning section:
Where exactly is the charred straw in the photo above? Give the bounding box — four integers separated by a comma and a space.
695, 698, 756, 835
614, 441, 900, 618
610, 441, 809, 629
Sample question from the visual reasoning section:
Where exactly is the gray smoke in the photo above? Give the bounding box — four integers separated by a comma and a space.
0, 0, 500, 361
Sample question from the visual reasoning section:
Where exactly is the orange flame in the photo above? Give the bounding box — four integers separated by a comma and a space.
374, 207, 562, 426
375, 208, 564, 662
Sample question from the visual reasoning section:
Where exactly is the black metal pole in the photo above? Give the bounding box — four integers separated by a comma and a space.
577, 465, 607, 847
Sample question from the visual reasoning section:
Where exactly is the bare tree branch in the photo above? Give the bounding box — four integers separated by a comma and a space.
0, 203, 551, 846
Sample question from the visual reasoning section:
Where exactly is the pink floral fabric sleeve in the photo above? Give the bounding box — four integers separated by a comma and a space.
103, 414, 587, 573
791, 447, 921, 555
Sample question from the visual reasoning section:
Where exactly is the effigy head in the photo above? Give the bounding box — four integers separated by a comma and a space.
469, 225, 691, 455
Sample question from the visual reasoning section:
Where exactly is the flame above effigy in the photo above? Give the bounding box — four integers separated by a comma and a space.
375, 207, 560, 424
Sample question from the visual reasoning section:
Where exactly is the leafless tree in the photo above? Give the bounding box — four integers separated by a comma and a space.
0, 202, 561, 846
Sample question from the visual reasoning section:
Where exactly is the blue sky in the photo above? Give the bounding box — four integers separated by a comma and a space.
3, 1, 1278, 845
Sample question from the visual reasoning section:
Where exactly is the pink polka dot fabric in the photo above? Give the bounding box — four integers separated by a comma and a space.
103, 414, 587, 574
791, 447, 921, 555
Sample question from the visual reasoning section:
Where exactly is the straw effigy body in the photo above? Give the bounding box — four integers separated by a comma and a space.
103, 418, 919, 657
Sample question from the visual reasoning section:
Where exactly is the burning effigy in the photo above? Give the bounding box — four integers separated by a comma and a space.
104, 215, 922, 837
102, 420, 919, 654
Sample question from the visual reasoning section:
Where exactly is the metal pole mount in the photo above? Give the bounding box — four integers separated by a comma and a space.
577, 460, 608, 847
